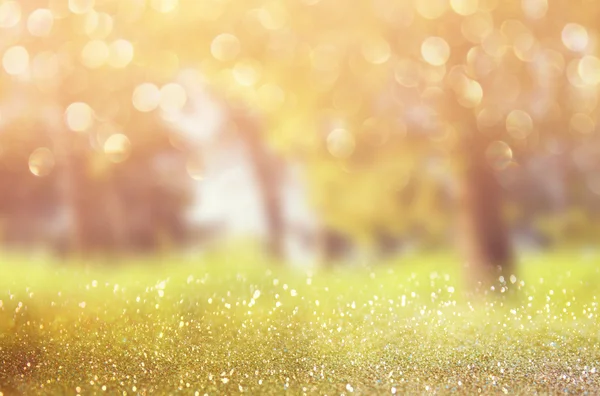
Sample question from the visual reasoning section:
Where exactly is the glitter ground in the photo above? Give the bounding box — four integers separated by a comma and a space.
1, 250, 599, 395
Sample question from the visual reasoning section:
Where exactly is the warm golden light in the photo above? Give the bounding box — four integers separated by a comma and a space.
394, 59, 420, 87
578, 56, 600, 86
485, 140, 513, 170
108, 39, 134, 68
421, 37, 450, 66
361, 36, 391, 65
27, 9, 54, 37
562, 23, 589, 52
233, 59, 262, 86
151, 0, 179, 14
2, 46, 29, 76
68, 0, 95, 15
29, 148, 55, 177
506, 110, 533, 139
104, 134, 132, 163
521, 0, 548, 20
415, 0, 448, 20
450, 0, 479, 16
133, 83, 161, 112
81, 40, 109, 69
0, 1, 20, 28
160, 83, 187, 113
65, 102, 94, 132
211, 34, 241, 62
327, 128, 355, 159
569, 113, 595, 134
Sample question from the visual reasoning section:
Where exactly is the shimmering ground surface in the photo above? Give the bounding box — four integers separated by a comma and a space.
1, 250, 599, 395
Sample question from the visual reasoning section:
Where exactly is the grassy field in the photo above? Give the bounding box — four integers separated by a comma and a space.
1, 248, 600, 395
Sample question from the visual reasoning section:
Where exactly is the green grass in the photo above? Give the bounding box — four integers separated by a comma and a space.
1, 248, 600, 395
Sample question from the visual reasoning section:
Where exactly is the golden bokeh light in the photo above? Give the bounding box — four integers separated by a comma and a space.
233, 59, 262, 86
455, 77, 483, 108
0, 1, 20, 28
326, 128, 355, 159
415, 0, 448, 20
477, 107, 503, 130
81, 40, 109, 69
86, 12, 114, 40
108, 39, 134, 68
186, 155, 204, 181
27, 9, 54, 37
65, 102, 94, 132
394, 59, 420, 87
104, 133, 132, 163
2, 46, 29, 76
578, 56, 600, 86
257, 2, 288, 30
257, 83, 285, 112
28, 148, 55, 177
159, 83, 187, 113
521, 0, 548, 20
68, 0, 95, 15
569, 113, 595, 134
151, 0, 179, 14
32, 51, 60, 82
211, 34, 241, 62
133, 83, 161, 112
361, 36, 391, 65
421, 37, 451, 66
461, 12, 494, 44
506, 109, 533, 139
450, 0, 479, 16
485, 140, 513, 170
562, 23, 589, 52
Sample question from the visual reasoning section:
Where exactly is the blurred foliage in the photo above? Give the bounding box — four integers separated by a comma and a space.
1, 0, 600, 254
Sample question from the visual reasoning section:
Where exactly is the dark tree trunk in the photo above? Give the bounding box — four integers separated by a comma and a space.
457, 131, 514, 288
233, 110, 285, 260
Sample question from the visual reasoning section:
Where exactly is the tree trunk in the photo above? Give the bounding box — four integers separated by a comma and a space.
457, 132, 514, 288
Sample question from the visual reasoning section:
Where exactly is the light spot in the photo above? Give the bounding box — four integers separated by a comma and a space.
394, 59, 420, 87
450, 0, 479, 16
361, 36, 391, 65
485, 141, 513, 170
0, 1, 21, 28
233, 59, 262, 86
421, 37, 450, 66
415, 0, 448, 19
3, 46, 29, 76
151, 0, 179, 13
132, 83, 161, 112
27, 9, 54, 37
521, 0, 547, 19
257, 2, 288, 30
346, 383, 354, 393
186, 155, 203, 181
506, 110, 533, 139
211, 33, 241, 62
562, 23, 588, 52
65, 102, 94, 132
68, 0, 95, 15
29, 148, 55, 177
257, 83, 285, 112
578, 56, 600, 85
253, 290, 261, 299
104, 134, 132, 163
81, 40, 109, 68
461, 12, 494, 44
327, 128, 355, 159
160, 83, 187, 113
570, 113, 595, 134
108, 39, 134, 68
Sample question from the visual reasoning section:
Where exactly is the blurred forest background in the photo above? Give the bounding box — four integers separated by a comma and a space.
1, 0, 600, 285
